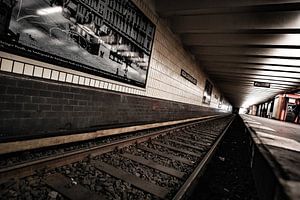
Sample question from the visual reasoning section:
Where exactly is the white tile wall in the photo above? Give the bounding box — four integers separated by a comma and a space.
66, 74, 73, 83
43, 68, 51, 79
12, 61, 24, 74
51, 70, 59, 80
84, 78, 90, 86
90, 79, 95, 87
59, 72, 66, 82
95, 80, 100, 87
24, 64, 34, 76
0, 0, 231, 111
73, 75, 79, 84
33, 66, 43, 77
1, 59, 13, 72
78, 76, 85, 85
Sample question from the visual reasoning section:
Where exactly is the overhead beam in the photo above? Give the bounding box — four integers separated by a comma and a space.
192, 44, 300, 49
209, 73, 300, 84
216, 85, 292, 91
197, 55, 300, 67
217, 87, 284, 93
200, 62, 300, 73
191, 46, 300, 58
199, 60, 300, 71
174, 29, 300, 34
155, 0, 300, 107
156, 0, 300, 15
223, 90, 287, 97
210, 73, 300, 83
220, 92, 279, 104
219, 88, 282, 93
216, 84, 292, 90
182, 33, 300, 46
219, 90, 282, 95
213, 80, 293, 89
159, 3, 300, 16
206, 68, 299, 78
205, 64, 300, 73
171, 11, 300, 33
208, 71, 300, 82
212, 78, 298, 87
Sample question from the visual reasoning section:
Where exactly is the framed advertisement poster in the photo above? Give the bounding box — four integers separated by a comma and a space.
203, 79, 213, 104
218, 95, 223, 108
0, 0, 155, 88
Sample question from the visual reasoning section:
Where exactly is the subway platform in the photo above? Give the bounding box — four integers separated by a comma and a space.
241, 115, 300, 200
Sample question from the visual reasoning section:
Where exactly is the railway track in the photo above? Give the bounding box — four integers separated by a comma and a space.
0, 115, 234, 200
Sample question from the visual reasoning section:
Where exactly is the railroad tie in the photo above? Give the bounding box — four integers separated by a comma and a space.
93, 161, 169, 199
192, 130, 219, 137
166, 139, 205, 152
152, 141, 201, 158
44, 173, 105, 200
183, 131, 215, 141
137, 145, 194, 166
121, 153, 185, 179
174, 136, 211, 147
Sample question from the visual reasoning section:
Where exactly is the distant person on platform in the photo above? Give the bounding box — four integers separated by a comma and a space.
293, 99, 300, 124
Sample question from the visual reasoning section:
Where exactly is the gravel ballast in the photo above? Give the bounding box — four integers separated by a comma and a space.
190, 116, 259, 200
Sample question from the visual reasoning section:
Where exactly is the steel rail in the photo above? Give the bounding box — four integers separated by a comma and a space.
172, 115, 235, 200
0, 115, 227, 182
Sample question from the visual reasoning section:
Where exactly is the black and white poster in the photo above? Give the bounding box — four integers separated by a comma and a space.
218, 95, 223, 108
0, 0, 155, 87
203, 80, 213, 104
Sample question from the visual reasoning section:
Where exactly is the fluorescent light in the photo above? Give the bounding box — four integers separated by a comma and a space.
37, 6, 62, 16
271, 48, 300, 58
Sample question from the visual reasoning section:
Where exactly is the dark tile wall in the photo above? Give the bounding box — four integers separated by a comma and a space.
0, 73, 228, 140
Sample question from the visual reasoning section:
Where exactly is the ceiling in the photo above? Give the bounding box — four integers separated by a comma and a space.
155, 0, 300, 107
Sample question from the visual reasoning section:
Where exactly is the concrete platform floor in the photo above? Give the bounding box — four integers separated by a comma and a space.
241, 114, 300, 199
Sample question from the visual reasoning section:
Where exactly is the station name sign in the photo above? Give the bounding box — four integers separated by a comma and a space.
254, 81, 270, 88
181, 69, 197, 85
